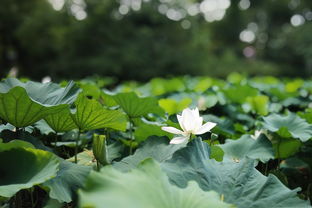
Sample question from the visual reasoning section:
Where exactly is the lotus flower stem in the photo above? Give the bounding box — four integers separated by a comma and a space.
75, 130, 81, 163
276, 137, 281, 170
264, 162, 269, 176
96, 161, 100, 171
129, 120, 134, 155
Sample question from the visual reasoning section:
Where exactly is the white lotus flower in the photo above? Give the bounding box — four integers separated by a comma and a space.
162, 107, 217, 144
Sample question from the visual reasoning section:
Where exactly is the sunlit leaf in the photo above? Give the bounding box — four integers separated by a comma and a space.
45, 108, 77, 133
223, 84, 258, 104
246, 95, 269, 116
71, 94, 127, 131
0, 78, 79, 127
159, 98, 192, 115
113, 92, 164, 118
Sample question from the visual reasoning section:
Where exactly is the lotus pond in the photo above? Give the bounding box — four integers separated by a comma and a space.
0, 75, 312, 208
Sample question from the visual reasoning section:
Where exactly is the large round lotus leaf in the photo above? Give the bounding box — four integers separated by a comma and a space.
219, 134, 274, 163
262, 113, 312, 142
158, 98, 192, 115
222, 84, 258, 104
44, 108, 78, 133
71, 94, 127, 131
79, 159, 233, 208
0, 148, 59, 197
0, 78, 79, 105
113, 92, 164, 118
0, 78, 80, 128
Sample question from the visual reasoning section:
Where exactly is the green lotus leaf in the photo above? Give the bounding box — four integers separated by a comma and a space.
114, 138, 309, 207
43, 199, 63, 208
45, 108, 78, 133
268, 87, 296, 101
0, 78, 80, 127
149, 77, 185, 96
209, 145, 224, 162
43, 160, 91, 203
71, 94, 127, 131
79, 159, 233, 208
285, 79, 304, 93
245, 95, 269, 116
200, 94, 219, 109
134, 122, 173, 143
0, 130, 52, 151
113, 92, 164, 118
0, 147, 59, 197
272, 137, 302, 158
113, 136, 185, 172
223, 84, 258, 104
158, 98, 192, 115
161, 139, 310, 208
0, 124, 15, 132
0, 78, 80, 105
219, 134, 274, 163
101, 91, 118, 107
192, 77, 214, 92
79, 83, 102, 99
298, 108, 312, 123
0, 139, 35, 151
34, 120, 55, 135
262, 113, 312, 142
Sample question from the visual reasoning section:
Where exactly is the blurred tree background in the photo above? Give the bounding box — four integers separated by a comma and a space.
0, 0, 312, 81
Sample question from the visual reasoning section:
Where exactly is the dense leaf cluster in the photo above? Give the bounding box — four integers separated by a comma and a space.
0, 75, 312, 208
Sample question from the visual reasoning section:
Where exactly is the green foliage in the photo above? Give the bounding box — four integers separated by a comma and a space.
44, 108, 77, 133
272, 137, 302, 159
0, 79, 79, 128
0, 144, 59, 197
162, 139, 310, 208
113, 136, 186, 172
245, 95, 269, 116
0, 76, 312, 207
80, 159, 233, 208
219, 134, 274, 163
159, 98, 192, 115
71, 94, 127, 131
0, 139, 35, 151
43, 160, 91, 203
113, 92, 164, 118
2, 0, 312, 80
134, 122, 173, 143
262, 113, 312, 142
223, 85, 258, 104
209, 145, 224, 162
